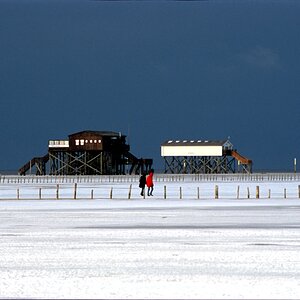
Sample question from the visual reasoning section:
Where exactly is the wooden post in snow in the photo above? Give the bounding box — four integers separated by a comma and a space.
247, 187, 250, 199
73, 183, 77, 200
197, 187, 200, 200
56, 184, 59, 200
256, 186, 259, 199
215, 185, 219, 199
128, 184, 132, 200
39, 188, 42, 200
164, 185, 167, 199
110, 187, 113, 199
237, 185, 240, 199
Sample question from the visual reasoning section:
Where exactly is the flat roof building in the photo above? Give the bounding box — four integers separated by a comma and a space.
161, 139, 251, 174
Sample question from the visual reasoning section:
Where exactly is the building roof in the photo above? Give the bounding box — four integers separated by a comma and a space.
69, 130, 123, 137
161, 139, 230, 147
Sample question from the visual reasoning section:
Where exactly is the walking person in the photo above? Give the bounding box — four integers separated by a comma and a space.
146, 169, 154, 196
139, 172, 146, 196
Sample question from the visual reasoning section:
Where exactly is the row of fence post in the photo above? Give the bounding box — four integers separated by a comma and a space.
214, 185, 300, 200
162, 185, 299, 200
8, 184, 300, 200
2, 173, 300, 185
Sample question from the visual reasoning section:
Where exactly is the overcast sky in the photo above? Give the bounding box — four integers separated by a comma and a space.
1, 0, 300, 172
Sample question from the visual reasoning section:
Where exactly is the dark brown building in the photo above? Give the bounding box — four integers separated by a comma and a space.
19, 130, 152, 175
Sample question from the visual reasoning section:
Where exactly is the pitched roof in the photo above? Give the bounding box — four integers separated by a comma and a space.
69, 130, 122, 137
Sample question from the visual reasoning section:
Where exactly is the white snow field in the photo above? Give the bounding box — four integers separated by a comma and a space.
1, 175, 300, 299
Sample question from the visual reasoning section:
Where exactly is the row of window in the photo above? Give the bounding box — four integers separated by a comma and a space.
75, 139, 102, 146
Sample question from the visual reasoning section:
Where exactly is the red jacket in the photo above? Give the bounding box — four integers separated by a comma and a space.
146, 172, 154, 187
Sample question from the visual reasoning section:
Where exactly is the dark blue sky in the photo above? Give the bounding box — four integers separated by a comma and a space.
1, 0, 300, 172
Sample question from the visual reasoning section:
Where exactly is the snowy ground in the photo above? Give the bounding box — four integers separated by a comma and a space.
1, 179, 300, 299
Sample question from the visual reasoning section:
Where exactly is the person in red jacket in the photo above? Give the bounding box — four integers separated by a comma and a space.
146, 169, 154, 196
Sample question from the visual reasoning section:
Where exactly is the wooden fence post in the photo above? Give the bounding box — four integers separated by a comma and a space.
268, 189, 271, 199
164, 185, 166, 199
128, 184, 132, 199
73, 183, 77, 200
39, 188, 42, 200
237, 185, 240, 199
56, 184, 59, 200
179, 187, 182, 199
197, 187, 200, 200
247, 187, 250, 199
284, 188, 287, 199
110, 187, 113, 199
256, 186, 259, 199
256, 185, 259, 199
17, 188, 20, 200
215, 185, 219, 199
91, 189, 94, 200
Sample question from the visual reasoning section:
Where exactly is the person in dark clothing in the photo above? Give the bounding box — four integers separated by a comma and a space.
139, 173, 146, 196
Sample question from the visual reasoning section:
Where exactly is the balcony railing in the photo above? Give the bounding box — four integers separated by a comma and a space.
48, 140, 69, 148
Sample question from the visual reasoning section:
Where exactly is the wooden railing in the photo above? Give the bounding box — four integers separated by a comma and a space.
1, 173, 300, 185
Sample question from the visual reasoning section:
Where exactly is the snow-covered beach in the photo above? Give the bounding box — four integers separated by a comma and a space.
1, 175, 300, 299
